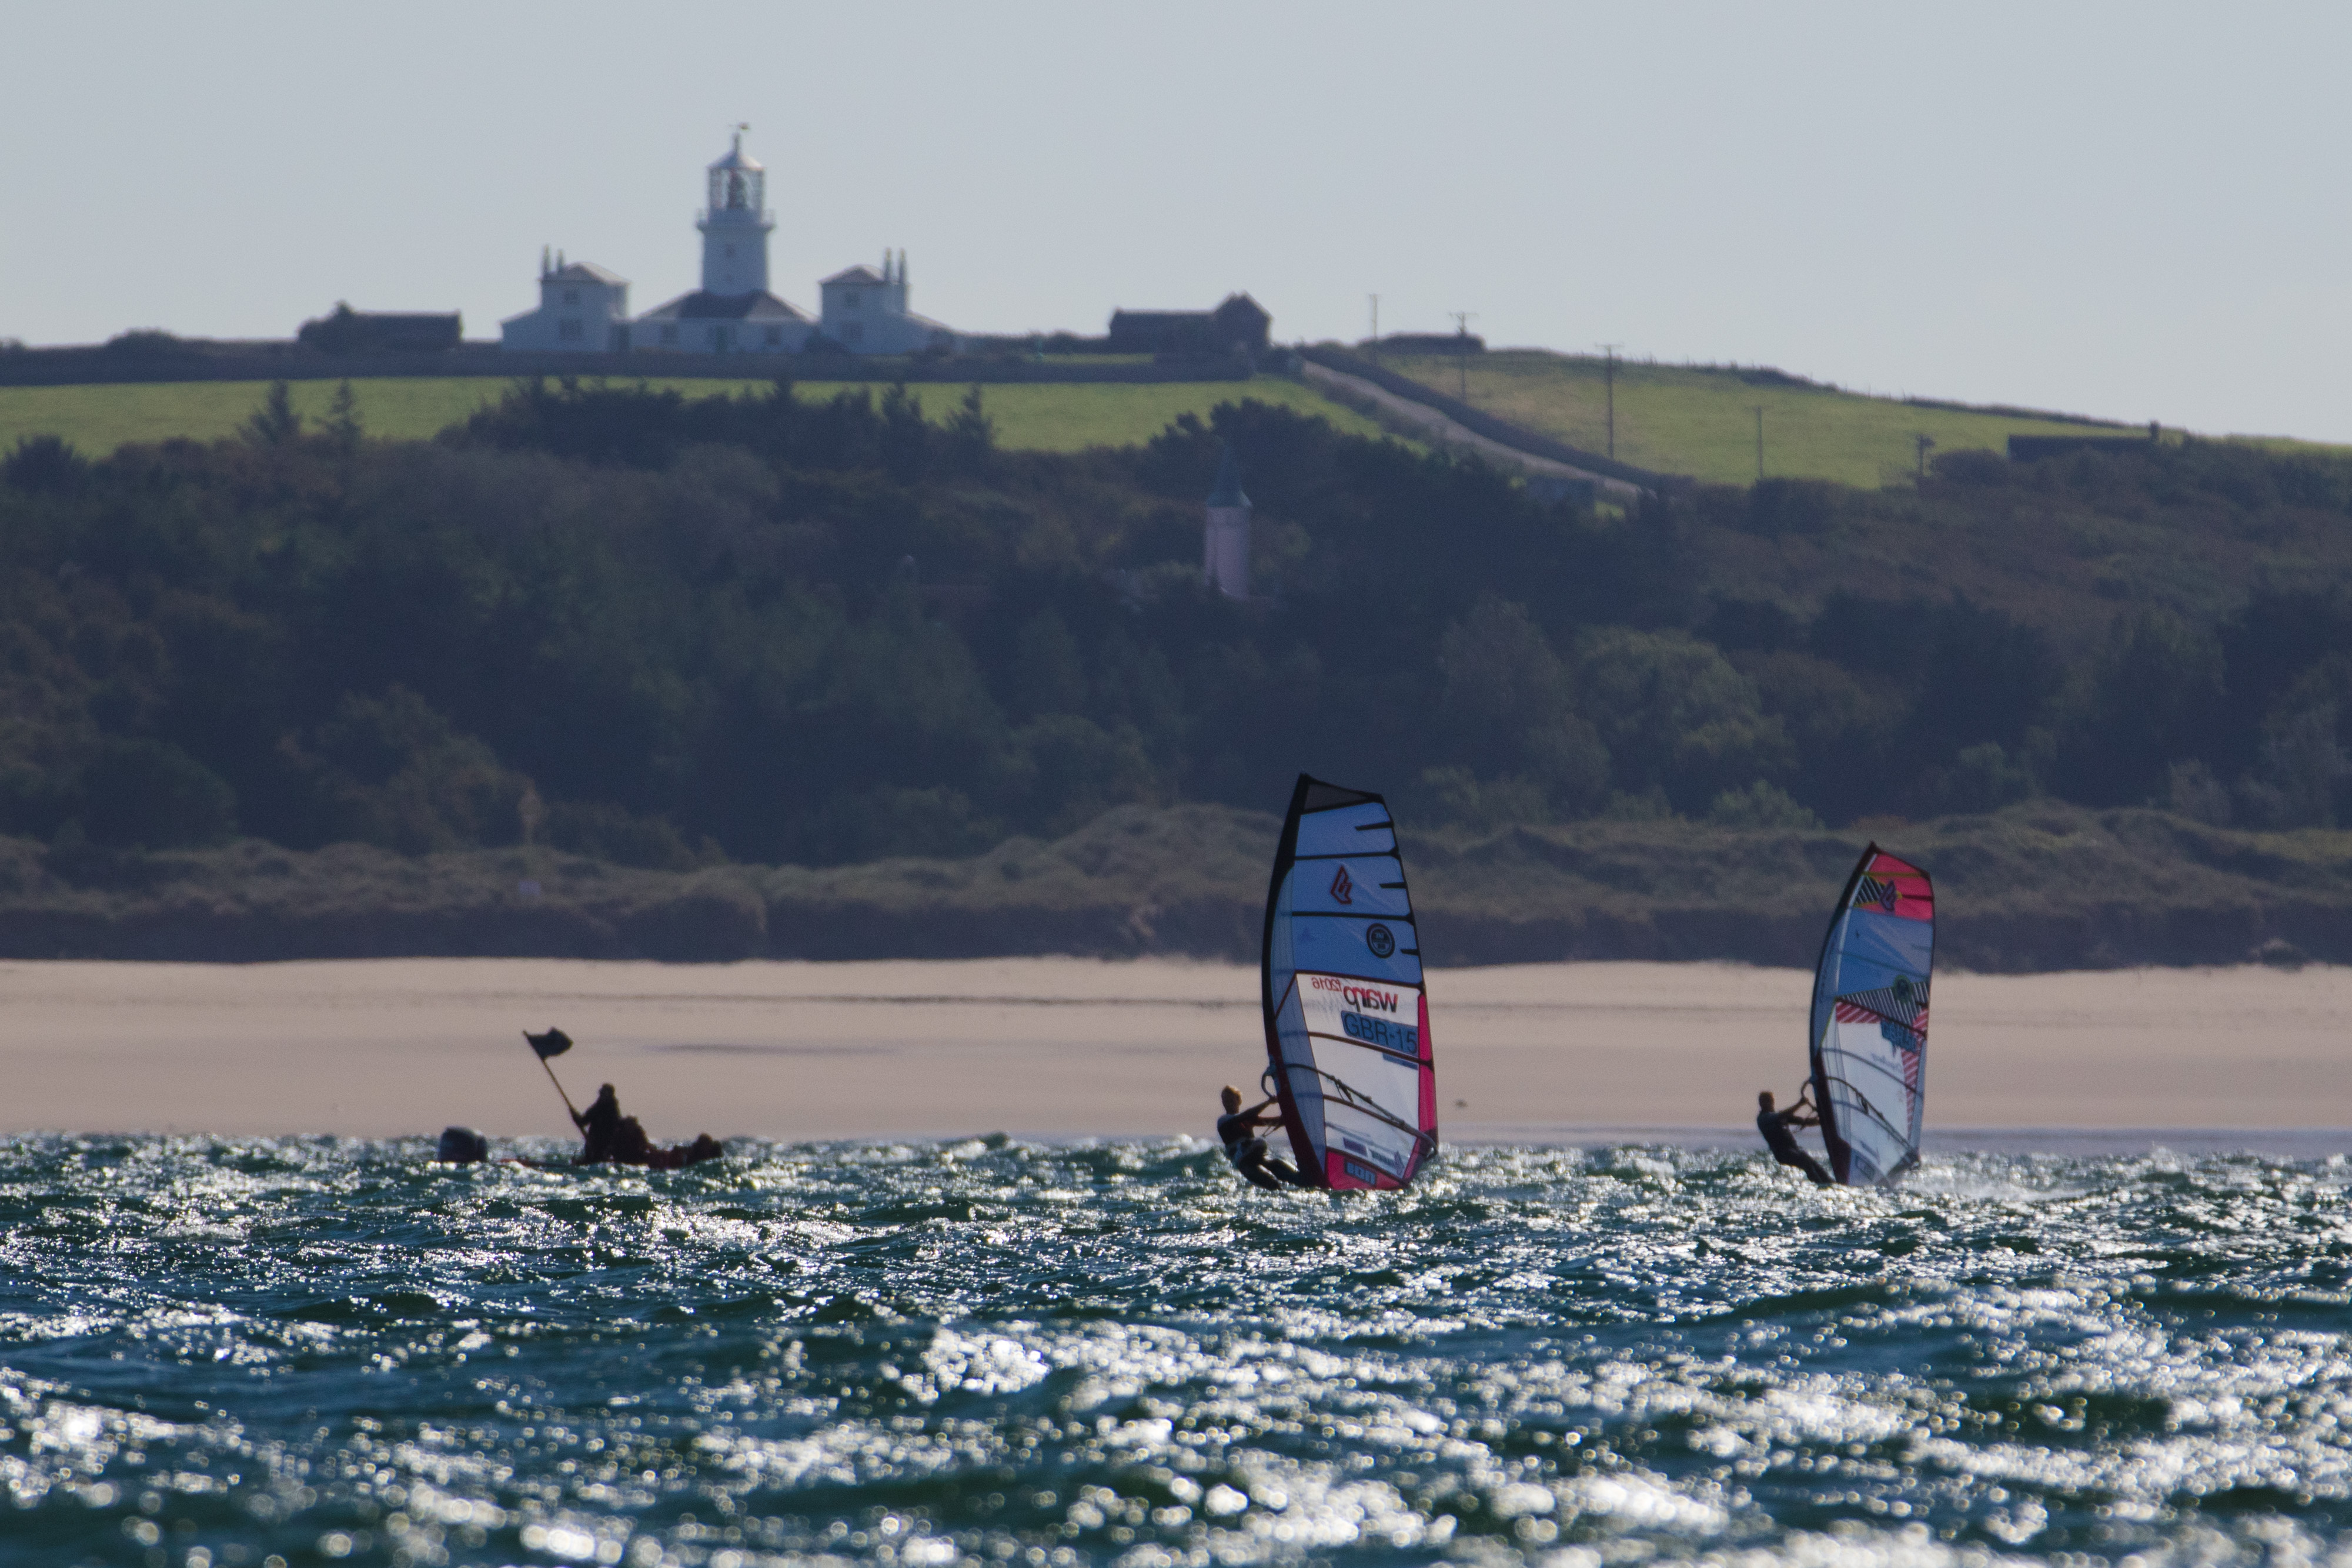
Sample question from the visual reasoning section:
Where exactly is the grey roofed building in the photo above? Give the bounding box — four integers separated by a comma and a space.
299, 303, 463, 353
815, 252, 960, 355
634, 287, 813, 353
501, 250, 632, 353
546, 259, 627, 287
1107, 292, 1272, 356
637, 290, 811, 322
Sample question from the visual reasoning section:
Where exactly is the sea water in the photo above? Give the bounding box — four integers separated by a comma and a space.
1, 1137, 2347, 1568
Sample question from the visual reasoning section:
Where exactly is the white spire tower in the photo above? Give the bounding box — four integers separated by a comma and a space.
1204, 446, 1252, 600
699, 126, 773, 296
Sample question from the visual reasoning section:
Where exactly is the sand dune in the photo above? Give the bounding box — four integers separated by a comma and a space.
1, 957, 2346, 1146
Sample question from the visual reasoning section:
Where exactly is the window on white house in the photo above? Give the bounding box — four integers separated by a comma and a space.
844, 290, 860, 307
843, 322, 864, 345
764, 326, 781, 346
659, 325, 677, 345
724, 245, 735, 258
558, 319, 583, 341
562, 289, 579, 305
710, 327, 726, 349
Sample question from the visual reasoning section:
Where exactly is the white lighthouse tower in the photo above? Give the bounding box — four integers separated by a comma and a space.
1204, 446, 1251, 600
700, 127, 773, 295
633, 127, 811, 353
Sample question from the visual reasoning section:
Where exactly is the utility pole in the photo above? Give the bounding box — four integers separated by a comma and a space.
1368, 295, 1379, 362
1753, 406, 1765, 482
1914, 433, 1936, 481
1598, 343, 1622, 459
1449, 311, 1476, 400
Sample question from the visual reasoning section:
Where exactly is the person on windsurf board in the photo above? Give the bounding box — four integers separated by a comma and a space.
1757, 1088, 1833, 1186
1218, 1085, 1311, 1189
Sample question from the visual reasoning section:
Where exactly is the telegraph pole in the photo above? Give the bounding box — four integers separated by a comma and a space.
1598, 343, 1622, 459
1914, 433, 1935, 480
1449, 311, 1476, 400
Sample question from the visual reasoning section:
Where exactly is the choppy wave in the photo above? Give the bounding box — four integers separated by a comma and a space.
2, 1135, 2349, 1566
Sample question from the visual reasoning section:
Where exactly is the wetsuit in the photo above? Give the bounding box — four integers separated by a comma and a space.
1758, 1104, 1833, 1186
1219, 1108, 1307, 1190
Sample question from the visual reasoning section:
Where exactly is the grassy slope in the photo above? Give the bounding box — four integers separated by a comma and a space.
5, 802, 2348, 971
0, 376, 1385, 456
1379, 349, 2223, 487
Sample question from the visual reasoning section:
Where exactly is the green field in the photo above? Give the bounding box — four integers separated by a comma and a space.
1375, 349, 2264, 487
0, 376, 1385, 457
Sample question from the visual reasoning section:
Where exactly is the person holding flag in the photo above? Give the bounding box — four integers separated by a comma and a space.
524, 1027, 723, 1169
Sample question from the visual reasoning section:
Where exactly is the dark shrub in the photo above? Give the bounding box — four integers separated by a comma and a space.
77, 739, 238, 849
2, 434, 88, 494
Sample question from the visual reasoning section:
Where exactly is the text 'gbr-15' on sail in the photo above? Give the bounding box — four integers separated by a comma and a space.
1809, 844, 1935, 1188
1261, 774, 1438, 1190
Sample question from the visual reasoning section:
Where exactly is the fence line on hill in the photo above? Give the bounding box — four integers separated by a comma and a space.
1298, 345, 1683, 493
0, 345, 1263, 389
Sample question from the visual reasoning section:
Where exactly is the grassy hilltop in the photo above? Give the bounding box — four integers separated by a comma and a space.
6, 370, 2352, 969
1374, 349, 2273, 488
0, 375, 1384, 457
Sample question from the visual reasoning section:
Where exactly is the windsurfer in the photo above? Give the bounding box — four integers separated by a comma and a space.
1219, 1085, 1311, 1190
1757, 1089, 1833, 1186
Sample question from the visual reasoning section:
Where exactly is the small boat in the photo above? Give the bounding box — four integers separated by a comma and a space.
1259, 774, 1439, 1190
432, 1125, 724, 1171
1808, 844, 1935, 1187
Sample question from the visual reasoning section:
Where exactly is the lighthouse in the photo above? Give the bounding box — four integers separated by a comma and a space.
1204, 446, 1251, 600
632, 128, 813, 353
700, 128, 773, 295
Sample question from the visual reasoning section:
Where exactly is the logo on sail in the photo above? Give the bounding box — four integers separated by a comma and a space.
1364, 923, 1395, 958
1329, 864, 1354, 904
1855, 874, 1899, 912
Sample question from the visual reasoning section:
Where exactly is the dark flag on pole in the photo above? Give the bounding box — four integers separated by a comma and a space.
523, 1027, 581, 1128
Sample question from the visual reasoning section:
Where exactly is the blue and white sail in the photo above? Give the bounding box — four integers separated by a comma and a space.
1808, 845, 1935, 1188
1261, 775, 1438, 1190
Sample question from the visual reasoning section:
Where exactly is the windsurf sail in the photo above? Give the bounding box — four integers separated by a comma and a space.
1808, 844, 1934, 1188
1261, 774, 1438, 1190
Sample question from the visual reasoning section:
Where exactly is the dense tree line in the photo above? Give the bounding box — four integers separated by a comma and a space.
1, 378, 2350, 867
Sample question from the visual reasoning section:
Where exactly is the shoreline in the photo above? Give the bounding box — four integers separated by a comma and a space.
1, 956, 2347, 1141
12, 1127, 2338, 1161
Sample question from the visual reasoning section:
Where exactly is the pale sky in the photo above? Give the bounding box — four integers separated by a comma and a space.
5, 1, 2347, 440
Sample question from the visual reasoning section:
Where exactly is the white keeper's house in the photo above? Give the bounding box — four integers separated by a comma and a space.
498, 253, 631, 352
817, 252, 958, 355
500, 130, 961, 357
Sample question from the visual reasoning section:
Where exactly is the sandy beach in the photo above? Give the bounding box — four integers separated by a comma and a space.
1, 957, 2346, 1146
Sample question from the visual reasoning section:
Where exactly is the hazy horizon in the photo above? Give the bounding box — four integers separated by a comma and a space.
5, 1, 2347, 442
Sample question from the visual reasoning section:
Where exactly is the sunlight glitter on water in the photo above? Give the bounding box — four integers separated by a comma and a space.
1, 1136, 2349, 1567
